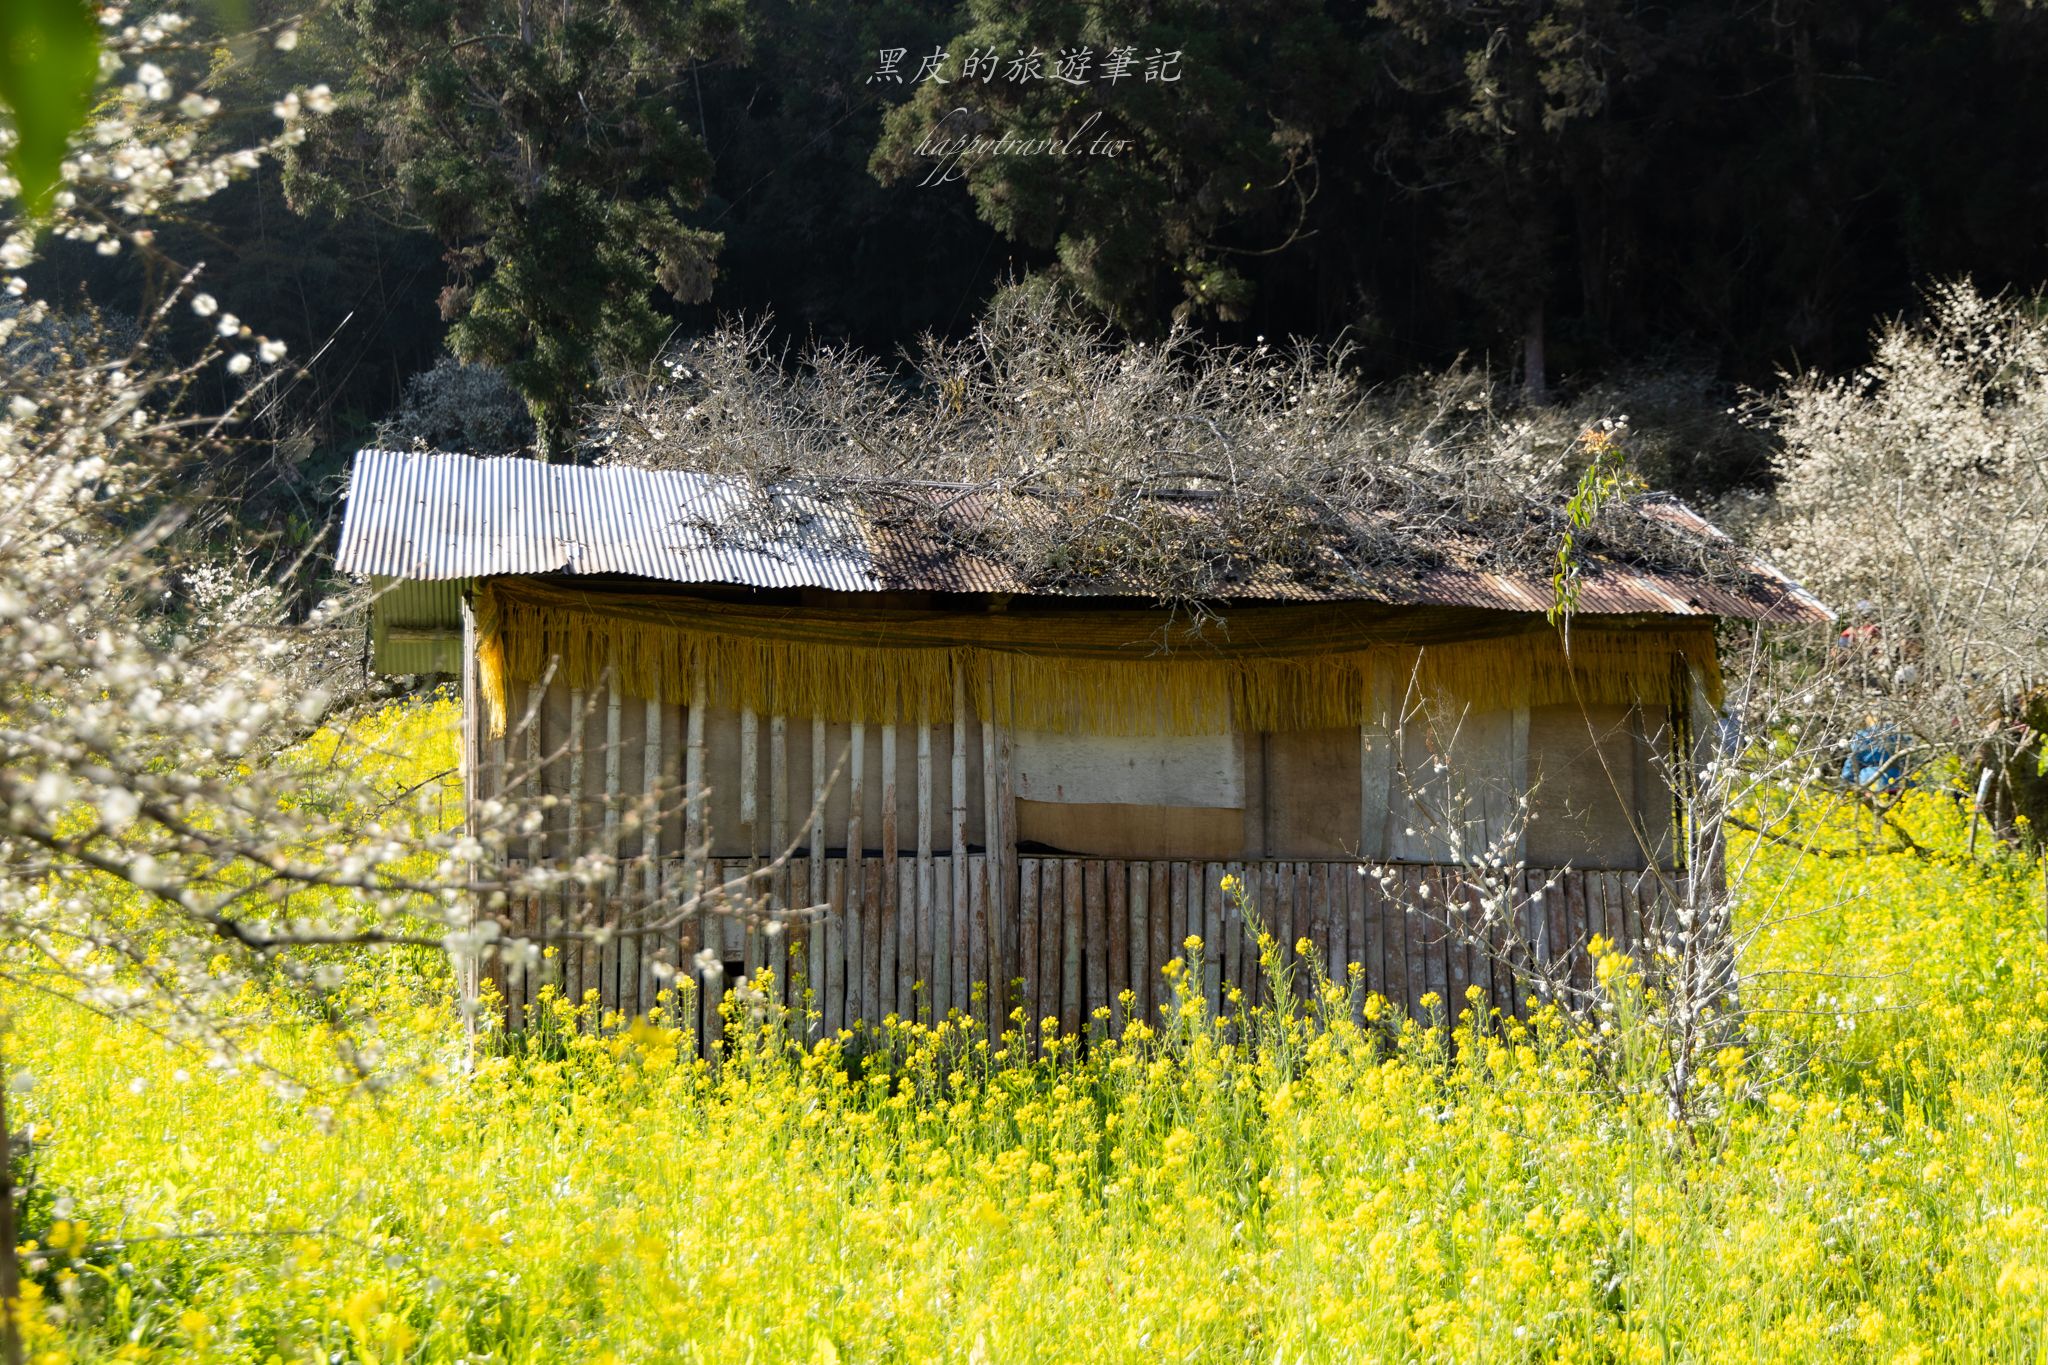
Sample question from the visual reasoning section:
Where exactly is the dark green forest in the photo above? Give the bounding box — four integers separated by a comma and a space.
34, 0, 2048, 493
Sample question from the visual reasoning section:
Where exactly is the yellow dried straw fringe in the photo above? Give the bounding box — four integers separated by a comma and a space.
475, 579, 1720, 737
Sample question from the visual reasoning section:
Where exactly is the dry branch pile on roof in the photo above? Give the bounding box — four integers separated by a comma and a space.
584, 290, 1753, 605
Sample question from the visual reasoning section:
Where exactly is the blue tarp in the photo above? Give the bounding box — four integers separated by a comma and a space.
1842, 724, 1910, 791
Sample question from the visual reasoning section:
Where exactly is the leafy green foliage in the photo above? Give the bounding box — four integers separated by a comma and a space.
30, 0, 2048, 511
0, 0, 99, 214
1367, 0, 1667, 385
293, 0, 749, 453
869, 0, 1356, 328
1548, 424, 1643, 627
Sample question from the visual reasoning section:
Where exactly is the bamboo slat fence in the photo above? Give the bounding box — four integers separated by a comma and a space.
488, 857, 1666, 1057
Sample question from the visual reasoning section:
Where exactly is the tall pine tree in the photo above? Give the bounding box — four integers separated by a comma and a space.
293, 0, 748, 454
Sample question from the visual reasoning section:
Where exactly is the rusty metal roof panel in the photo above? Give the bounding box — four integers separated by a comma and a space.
337, 449, 1832, 622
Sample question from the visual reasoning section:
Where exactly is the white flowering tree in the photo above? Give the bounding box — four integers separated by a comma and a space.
0, 11, 768, 1358
1381, 282, 2048, 1136
1757, 281, 2048, 833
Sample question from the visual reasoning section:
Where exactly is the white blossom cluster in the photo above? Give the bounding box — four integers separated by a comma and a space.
0, 4, 328, 315
1759, 279, 2048, 757
0, 13, 740, 1078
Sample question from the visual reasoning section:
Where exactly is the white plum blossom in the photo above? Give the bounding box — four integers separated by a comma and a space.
1759, 279, 2048, 765
98, 788, 139, 833
131, 62, 170, 100
0, 6, 553, 1065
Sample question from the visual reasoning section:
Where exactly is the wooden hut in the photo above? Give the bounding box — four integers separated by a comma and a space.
337, 448, 1829, 1046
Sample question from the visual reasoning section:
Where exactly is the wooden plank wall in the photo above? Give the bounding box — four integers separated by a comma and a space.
471, 670, 1674, 1055
487, 856, 1667, 1058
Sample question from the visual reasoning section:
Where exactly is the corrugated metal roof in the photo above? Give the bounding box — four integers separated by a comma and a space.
337, 448, 1833, 623
341, 448, 882, 590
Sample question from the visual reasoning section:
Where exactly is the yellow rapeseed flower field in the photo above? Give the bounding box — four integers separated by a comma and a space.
8, 698, 2048, 1361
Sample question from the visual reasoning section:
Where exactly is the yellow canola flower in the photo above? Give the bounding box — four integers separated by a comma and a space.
9, 734, 2048, 1364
